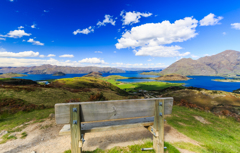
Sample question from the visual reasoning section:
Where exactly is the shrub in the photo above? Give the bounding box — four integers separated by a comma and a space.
89, 92, 107, 101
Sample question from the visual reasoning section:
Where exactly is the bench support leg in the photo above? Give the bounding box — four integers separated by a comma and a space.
70, 104, 82, 153
153, 99, 164, 153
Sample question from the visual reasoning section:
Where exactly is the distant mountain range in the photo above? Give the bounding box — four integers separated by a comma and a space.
160, 50, 240, 76
0, 64, 125, 74
119, 67, 163, 71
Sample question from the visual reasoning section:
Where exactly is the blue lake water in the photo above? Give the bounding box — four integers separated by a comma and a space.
13, 71, 159, 81
13, 72, 240, 92
118, 76, 240, 92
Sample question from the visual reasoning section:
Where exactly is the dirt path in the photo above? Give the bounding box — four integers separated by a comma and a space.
0, 119, 198, 153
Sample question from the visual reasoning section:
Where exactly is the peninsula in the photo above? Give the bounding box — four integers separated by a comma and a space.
155, 74, 190, 81
0, 73, 27, 78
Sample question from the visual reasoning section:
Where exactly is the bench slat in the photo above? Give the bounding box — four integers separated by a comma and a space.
59, 116, 154, 135
55, 98, 173, 124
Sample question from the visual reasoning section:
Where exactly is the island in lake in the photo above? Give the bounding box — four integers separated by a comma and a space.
83, 72, 103, 78
52, 72, 66, 76
155, 74, 190, 81
0, 72, 27, 78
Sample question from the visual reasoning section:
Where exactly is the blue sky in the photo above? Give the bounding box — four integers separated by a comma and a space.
0, 0, 240, 68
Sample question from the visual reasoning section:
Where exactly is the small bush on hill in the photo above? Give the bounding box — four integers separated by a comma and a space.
65, 98, 81, 103
89, 92, 107, 101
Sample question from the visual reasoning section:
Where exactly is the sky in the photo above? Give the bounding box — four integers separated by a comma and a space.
0, 0, 240, 68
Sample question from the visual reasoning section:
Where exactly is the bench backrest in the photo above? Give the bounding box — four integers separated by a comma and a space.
55, 97, 173, 124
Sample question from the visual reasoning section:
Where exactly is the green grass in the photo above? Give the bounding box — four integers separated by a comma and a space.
0, 133, 17, 144
0, 78, 13, 80
63, 141, 179, 153
166, 106, 240, 153
173, 142, 211, 153
20, 131, 28, 139
102, 77, 183, 92
0, 108, 54, 132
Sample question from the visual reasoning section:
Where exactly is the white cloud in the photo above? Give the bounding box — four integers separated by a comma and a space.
73, 26, 94, 35
47, 54, 56, 57
116, 17, 197, 57
0, 30, 31, 38
39, 55, 45, 58
191, 55, 199, 59
22, 39, 26, 42
231, 23, 240, 30
0, 58, 81, 67
18, 26, 24, 29
0, 38, 6, 40
111, 62, 167, 68
0, 48, 39, 57
27, 38, 44, 46
79, 57, 107, 64
94, 51, 102, 53
135, 45, 190, 57
176, 57, 183, 61
114, 51, 117, 53
9, 0, 14, 2
200, 13, 223, 26
59, 54, 74, 58
147, 59, 152, 61
31, 24, 36, 28
120, 11, 152, 25
112, 62, 143, 67
97, 15, 116, 27
223, 32, 226, 35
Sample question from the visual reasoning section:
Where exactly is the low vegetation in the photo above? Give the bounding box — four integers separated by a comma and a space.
20, 131, 28, 139
166, 106, 240, 152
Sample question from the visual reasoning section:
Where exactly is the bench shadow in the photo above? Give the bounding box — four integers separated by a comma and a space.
83, 127, 153, 150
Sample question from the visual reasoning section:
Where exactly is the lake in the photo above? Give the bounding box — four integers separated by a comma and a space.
13, 71, 159, 81
118, 76, 240, 92
13, 72, 240, 92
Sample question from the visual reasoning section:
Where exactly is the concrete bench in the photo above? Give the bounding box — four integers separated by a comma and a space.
55, 97, 173, 153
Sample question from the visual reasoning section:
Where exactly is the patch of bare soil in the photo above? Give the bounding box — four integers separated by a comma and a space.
193, 116, 211, 124
164, 124, 199, 146
0, 120, 199, 153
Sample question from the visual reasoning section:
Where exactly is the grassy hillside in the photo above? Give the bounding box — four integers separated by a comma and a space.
0, 77, 129, 137
167, 106, 240, 153
1, 76, 240, 152
162, 88, 240, 108
102, 76, 184, 92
